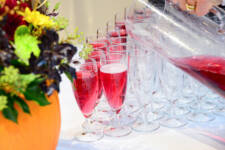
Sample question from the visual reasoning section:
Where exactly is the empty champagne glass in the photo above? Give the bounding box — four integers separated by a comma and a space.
159, 61, 188, 128
186, 81, 215, 122
131, 44, 160, 132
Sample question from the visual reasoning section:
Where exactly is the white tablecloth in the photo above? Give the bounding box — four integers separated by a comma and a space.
57, 74, 225, 150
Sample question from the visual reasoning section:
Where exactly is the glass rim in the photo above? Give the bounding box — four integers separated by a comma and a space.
71, 58, 97, 68
88, 49, 106, 58
108, 44, 128, 54
101, 53, 127, 62
108, 36, 127, 45
86, 35, 108, 43
109, 36, 127, 39
108, 43, 127, 48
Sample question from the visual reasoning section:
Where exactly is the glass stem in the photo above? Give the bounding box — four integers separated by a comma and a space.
114, 111, 121, 127
142, 105, 148, 124
84, 118, 92, 133
170, 100, 176, 117
196, 95, 202, 112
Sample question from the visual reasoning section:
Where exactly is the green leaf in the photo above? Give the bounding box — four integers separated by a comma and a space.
14, 25, 40, 65
54, 2, 61, 11
52, 17, 69, 30
2, 106, 18, 123
14, 97, 30, 114
0, 66, 3, 72
24, 80, 50, 106
20, 74, 40, 85
64, 71, 73, 82
0, 95, 8, 111
45, 1, 50, 8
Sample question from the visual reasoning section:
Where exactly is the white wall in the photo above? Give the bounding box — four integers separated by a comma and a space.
49, 0, 133, 36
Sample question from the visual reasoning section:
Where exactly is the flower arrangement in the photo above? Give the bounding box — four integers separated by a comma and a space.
0, 0, 91, 123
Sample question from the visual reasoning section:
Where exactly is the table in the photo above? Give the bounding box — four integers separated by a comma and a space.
57, 74, 225, 150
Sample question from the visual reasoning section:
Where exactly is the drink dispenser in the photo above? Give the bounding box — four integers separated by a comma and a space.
126, 0, 225, 97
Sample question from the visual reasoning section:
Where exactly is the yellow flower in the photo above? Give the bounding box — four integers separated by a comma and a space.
0, 96, 7, 111
0, 0, 6, 6
18, 7, 55, 28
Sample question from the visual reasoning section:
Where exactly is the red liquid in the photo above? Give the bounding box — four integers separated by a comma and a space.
108, 29, 127, 45
88, 51, 104, 100
115, 21, 127, 43
119, 29, 127, 43
73, 71, 98, 118
109, 31, 119, 38
172, 55, 225, 98
100, 63, 127, 112
90, 41, 108, 53
115, 21, 126, 30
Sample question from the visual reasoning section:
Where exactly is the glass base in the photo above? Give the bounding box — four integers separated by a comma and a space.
186, 112, 215, 122
190, 102, 217, 111
162, 105, 190, 117
104, 126, 132, 137
218, 99, 225, 104
147, 111, 164, 122
152, 101, 165, 111
160, 117, 187, 128
73, 131, 104, 143
215, 105, 225, 115
173, 106, 190, 116
132, 118, 160, 132
82, 120, 106, 131
119, 113, 138, 126
177, 97, 193, 105
91, 110, 112, 126
123, 104, 140, 114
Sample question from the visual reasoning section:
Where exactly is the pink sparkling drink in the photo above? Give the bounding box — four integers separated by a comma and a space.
73, 70, 98, 118
172, 55, 225, 98
100, 63, 127, 113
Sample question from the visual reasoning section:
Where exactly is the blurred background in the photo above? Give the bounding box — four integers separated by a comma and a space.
49, 0, 133, 36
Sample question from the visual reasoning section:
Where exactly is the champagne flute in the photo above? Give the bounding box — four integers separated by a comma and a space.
87, 49, 112, 126
159, 61, 188, 128
108, 44, 138, 126
131, 44, 160, 132
72, 58, 103, 142
100, 53, 132, 137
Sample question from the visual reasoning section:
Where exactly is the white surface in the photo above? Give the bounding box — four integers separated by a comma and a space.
58, 74, 84, 140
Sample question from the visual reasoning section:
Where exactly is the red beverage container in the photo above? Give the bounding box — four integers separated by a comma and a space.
172, 55, 225, 98
100, 63, 127, 113
73, 69, 98, 118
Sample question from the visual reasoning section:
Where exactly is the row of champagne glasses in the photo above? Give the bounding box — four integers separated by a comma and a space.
72, 34, 132, 142
71, 3, 225, 142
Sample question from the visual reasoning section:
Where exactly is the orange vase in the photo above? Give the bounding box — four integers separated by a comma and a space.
0, 91, 61, 150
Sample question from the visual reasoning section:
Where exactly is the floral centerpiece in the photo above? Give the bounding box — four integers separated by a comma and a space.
0, 0, 92, 149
